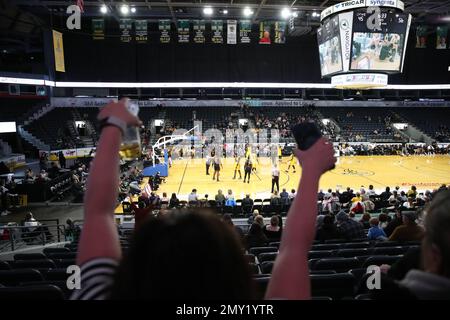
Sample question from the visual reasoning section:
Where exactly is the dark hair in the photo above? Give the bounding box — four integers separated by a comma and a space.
171, 193, 177, 199
323, 215, 334, 225
423, 190, 450, 277
109, 209, 254, 299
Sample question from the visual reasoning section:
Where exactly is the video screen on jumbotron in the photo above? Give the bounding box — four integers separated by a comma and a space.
350, 10, 411, 72
317, 15, 343, 77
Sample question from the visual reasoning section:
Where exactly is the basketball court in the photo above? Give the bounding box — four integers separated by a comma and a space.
115, 155, 450, 213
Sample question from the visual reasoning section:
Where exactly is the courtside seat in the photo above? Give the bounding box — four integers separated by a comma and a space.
362, 255, 403, 268
248, 246, 278, 256
0, 261, 11, 270
313, 257, 360, 273
43, 247, 70, 255
260, 261, 274, 274
14, 253, 47, 260
336, 248, 370, 258
0, 269, 43, 286
258, 252, 278, 263
308, 250, 334, 259
310, 273, 356, 299
11, 259, 56, 270
372, 246, 405, 256
0, 284, 65, 300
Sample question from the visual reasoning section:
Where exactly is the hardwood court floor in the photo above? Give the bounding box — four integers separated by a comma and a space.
115, 155, 449, 214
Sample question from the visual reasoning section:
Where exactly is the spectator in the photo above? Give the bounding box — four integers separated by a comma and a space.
270, 191, 281, 206
384, 207, 404, 237
161, 192, 169, 203
244, 223, 268, 249
403, 197, 416, 209
48, 162, 60, 179
380, 186, 392, 202
71, 100, 254, 300
367, 218, 388, 241
215, 189, 225, 205
188, 189, 198, 204
263, 216, 282, 241
366, 185, 377, 197
130, 200, 153, 231
168, 193, 180, 209
1, 181, 10, 216
389, 211, 425, 242
407, 186, 417, 199
336, 211, 366, 240
289, 189, 296, 200
378, 212, 390, 229
247, 209, 259, 225
280, 188, 289, 202
362, 195, 375, 212
225, 189, 236, 207
65, 218, 81, 242
255, 215, 265, 228
241, 194, 254, 214
315, 214, 340, 241
359, 213, 371, 229
222, 214, 244, 240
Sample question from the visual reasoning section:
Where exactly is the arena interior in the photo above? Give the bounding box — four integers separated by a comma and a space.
0, 0, 450, 303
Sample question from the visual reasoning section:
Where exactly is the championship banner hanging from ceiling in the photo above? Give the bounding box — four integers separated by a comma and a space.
120, 19, 132, 43
227, 20, 237, 44
159, 20, 171, 43
211, 20, 224, 44
92, 19, 105, 40
52, 30, 65, 72
416, 25, 427, 48
193, 20, 206, 44
274, 21, 286, 44
239, 20, 251, 44
436, 26, 448, 49
259, 21, 271, 44
135, 20, 148, 43
177, 20, 190, 43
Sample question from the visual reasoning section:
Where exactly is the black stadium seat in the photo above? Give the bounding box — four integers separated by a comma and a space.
43, 247, 70, 255
248, 246, 278, 256
341, 242, 370, 249
348, 268, 369, 284
313, 258, 360, 273
54, 259, 76, 268
0, 284, 65, 300
362, 255, 403, 268
374, 241, 400, 247
253, 277, 271, 299
372, 246, 405, 256
336, 248, 370, 257
310, 273, 356, 299
0, 261, 11, 270
311, 244, 341, 251
11, 259, 56, 270
14, 253, 47, 260
260, 261, 274, 274
248, 263, 260, 274
0, 269, 44, 286
46, 252, 77, 260
44, 268, 70, 281
258, 252, 278, 263
308, 250, 334, 259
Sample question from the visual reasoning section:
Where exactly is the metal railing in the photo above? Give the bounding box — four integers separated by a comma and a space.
0, 219, 67, 252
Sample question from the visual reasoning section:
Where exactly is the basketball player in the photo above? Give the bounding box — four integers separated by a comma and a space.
272, 164, 280, 193
278, 145, 282, 162
205, 155, 212, 175
285, 153, 297, 173
233, 156, 242, 180
212, 156, 223, 182
243, 157, 252, 184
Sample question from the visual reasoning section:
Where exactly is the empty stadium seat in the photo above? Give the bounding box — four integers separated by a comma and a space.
362, 255, 403, 268
248, 246, 278, 256
46, 252, 77, 260
372, 246, 405, 256
14, 253, 47, 260
248, 263, 260, 274
0, 261, 11, 270
374, 241, 400, 247
336, 248, 370, 257
43, 247, 70, 255
0, 284, 65, 300
243, 254, 255, 263
310, 273, 356, 299
308, 250, 334, 259
258, 252, 278, 263
341, 242, 370, 249
253, 276, 270, 299
54, 259, 76, 268
311, 244, 341, 251
44, 268, 70, 281
11, 259, 56, 270
312, 258, 360, 273
348, 268, 370, 284
260, 261, 274, 274
0, 269, 44, 286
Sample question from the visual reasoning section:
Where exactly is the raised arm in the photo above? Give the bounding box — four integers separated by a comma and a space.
266, 137, 336, 300
77, 99, 141, 265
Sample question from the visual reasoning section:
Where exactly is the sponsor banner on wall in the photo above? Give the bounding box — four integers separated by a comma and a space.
159, 20, 171, 43
44, 147, 96, 160
211, 20, 224, 44
193, 20, 206, 44
120, 19, 133, 43
177, 20, 190, 43
52, 30, 65, 72
239, 20, 252, 44
338, 12, 354, 72
135, 20, 148, 43
259, 21, 271, 44
436, 26, 448, 49
227, 20, 237, 44
92, 19, 105, 40
416, 25, 427, 48
51, 97, 117, 107
274, 21, 286, 44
